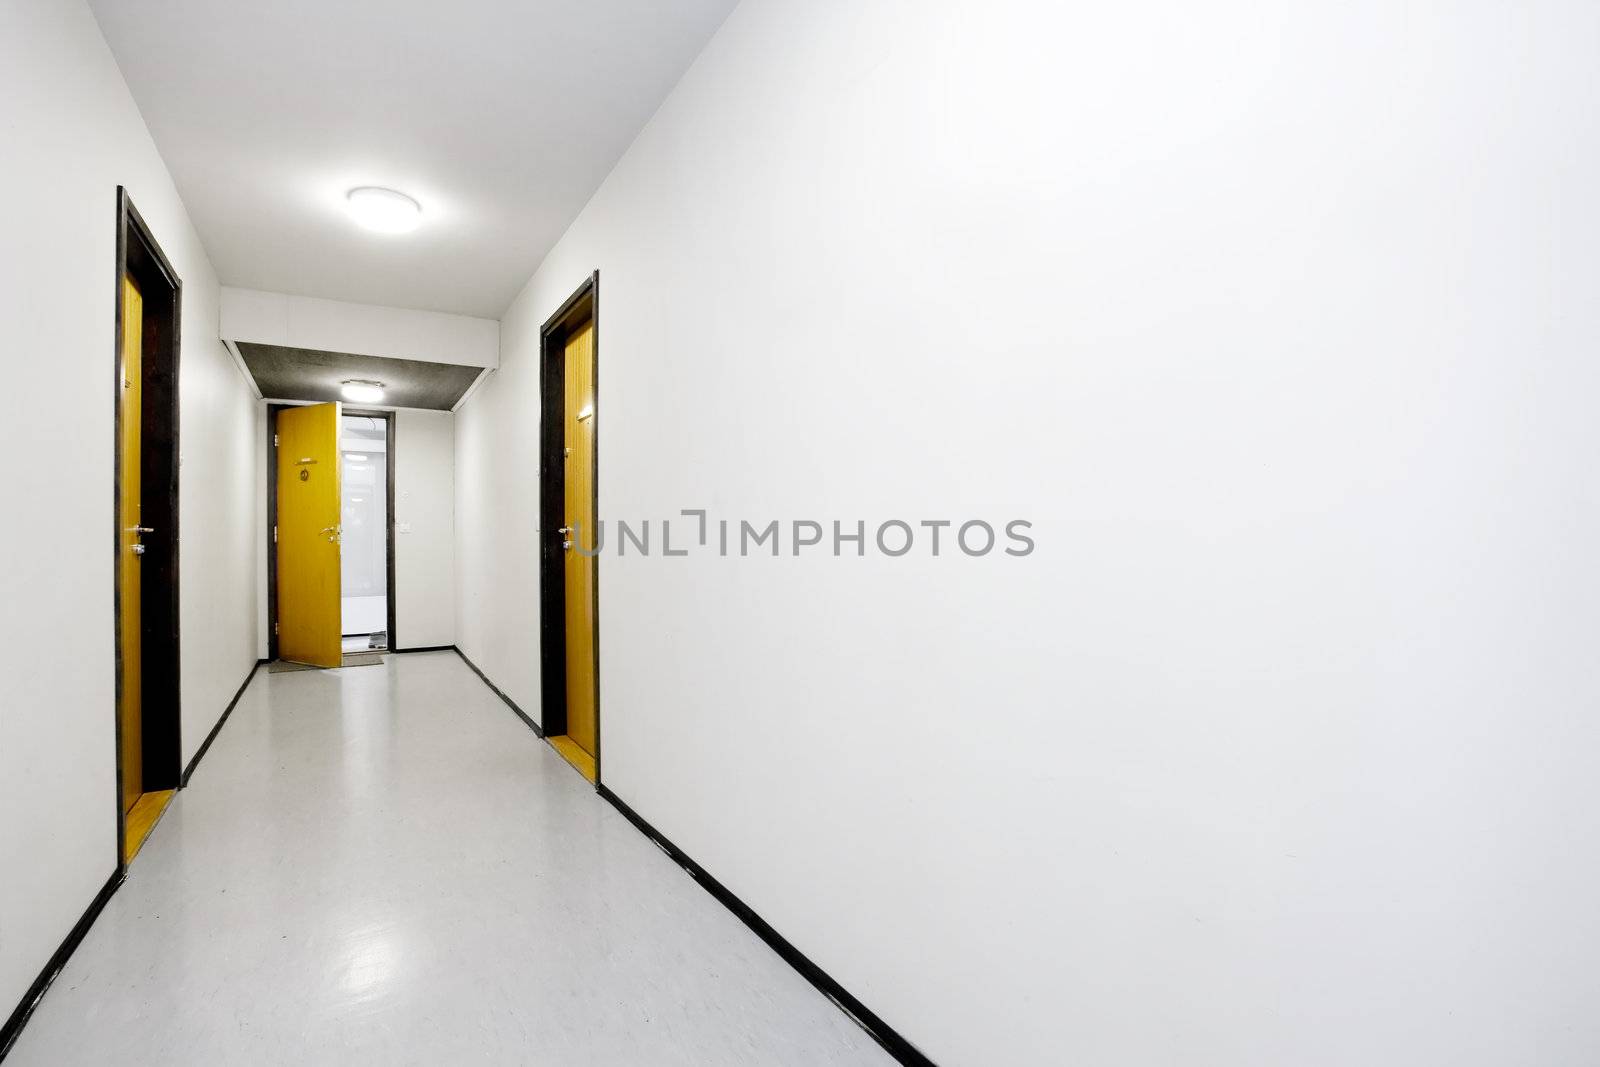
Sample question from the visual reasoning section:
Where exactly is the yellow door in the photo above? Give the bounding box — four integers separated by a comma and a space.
562, 322, 598, 770
118, 276, 144, 814
276, 403, 343, 667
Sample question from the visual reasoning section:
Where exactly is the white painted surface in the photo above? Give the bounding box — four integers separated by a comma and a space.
395, 411, 456, 649
455, 1, 1600, 1063
341, 429, 388, 621
87, 0, 739, 316
221, 288, 499, 368
0, 0, 258, 1021
341, 597, 387, 636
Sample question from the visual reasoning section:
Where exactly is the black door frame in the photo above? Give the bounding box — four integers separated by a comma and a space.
538, 271, 602, 784
265, 404, 397, 659
113, 188, 183, 872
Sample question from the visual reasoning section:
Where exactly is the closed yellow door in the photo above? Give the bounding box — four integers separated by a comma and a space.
118, 276, 144, 814
562, 323, 598, 762
276, 403, 343, 668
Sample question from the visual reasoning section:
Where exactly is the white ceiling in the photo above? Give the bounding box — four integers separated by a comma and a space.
89, 0, 736, 318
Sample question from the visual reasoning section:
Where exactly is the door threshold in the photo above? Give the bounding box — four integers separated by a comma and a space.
124, 789, 175, 863
267, 659, 325, 673
547, 736, 597, 783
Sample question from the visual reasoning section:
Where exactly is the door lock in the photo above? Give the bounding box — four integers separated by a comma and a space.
130, 544, 145, 556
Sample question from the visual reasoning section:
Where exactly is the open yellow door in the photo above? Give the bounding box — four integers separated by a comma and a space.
276, 402, 342, 667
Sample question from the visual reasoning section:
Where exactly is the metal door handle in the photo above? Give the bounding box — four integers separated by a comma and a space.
128, 526, 155, 534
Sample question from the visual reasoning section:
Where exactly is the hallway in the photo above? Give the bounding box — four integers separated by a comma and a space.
7, 0, 1600, 1061
5, 653, 891, 1066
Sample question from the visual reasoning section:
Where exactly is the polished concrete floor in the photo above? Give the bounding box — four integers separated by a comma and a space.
8, 652, 892, 1066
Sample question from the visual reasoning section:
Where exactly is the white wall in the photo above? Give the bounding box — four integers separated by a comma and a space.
256, 405, 456, 654
395, 410, 456, 648
221, 287, 500, 369
0, 0, 259, 1022
454, 1, 1600, 1063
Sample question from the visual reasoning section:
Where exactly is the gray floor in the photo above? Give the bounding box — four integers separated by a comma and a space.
8, 652, 892, 1066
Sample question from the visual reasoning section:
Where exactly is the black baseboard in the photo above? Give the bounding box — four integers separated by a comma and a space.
596, 784, 936, 1067
0, 869, 123, 1062
392, 645, 454, 654
180, 658, 265, 788
453, 646, 543, 737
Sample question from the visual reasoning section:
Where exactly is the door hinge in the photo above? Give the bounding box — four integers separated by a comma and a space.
273, 524, 277, 544
273, 433, 279, 446
274, 621, 279, 635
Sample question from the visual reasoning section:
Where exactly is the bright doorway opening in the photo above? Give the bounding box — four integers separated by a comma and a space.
341, 413, 391, 652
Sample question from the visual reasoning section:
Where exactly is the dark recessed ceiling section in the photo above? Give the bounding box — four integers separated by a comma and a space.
237, 343, 482, 411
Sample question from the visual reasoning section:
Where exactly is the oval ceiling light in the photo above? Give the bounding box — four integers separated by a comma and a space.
341, 379, 386, 403
346, 187, 421, 233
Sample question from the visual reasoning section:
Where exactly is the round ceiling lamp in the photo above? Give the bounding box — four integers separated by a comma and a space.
341, 379, 386, 403
346, 186, 422, 233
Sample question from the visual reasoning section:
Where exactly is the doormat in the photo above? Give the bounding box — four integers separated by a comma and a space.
268, 660, 321, 674
341, 653, 386, 668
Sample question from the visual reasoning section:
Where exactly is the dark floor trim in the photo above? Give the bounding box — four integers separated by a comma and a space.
0, 869, 123, 1063
453, 646, 543, 738
596, 784, 937, 1067
180, 658, 266, 788
392, 645, 455, 654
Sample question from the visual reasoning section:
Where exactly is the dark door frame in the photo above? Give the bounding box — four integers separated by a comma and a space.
538, 271, 602, 784
113, 187, 183, 872
265, 404, 397, 659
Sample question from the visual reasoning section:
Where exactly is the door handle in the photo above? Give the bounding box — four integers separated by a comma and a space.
128, 526, 155, 534
320, 524, 341, 543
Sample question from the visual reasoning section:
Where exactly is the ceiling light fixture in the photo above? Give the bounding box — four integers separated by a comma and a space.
341, 379, 385, 403
346, 187, 421, 233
